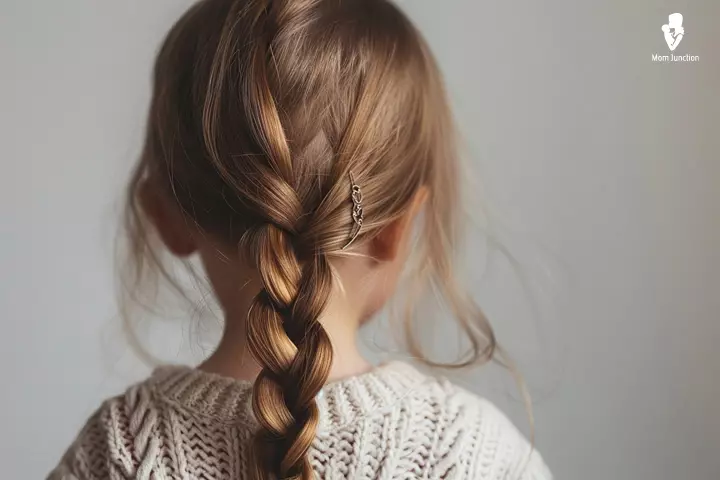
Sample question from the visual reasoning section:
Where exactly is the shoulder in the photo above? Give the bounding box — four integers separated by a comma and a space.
412, 373, 553, 480
48, 379, 163, 480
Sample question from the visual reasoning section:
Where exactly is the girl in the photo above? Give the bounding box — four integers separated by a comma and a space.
50, 0, 551, 478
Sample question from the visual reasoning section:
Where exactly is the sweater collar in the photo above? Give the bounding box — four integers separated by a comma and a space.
149, 360, 428, 432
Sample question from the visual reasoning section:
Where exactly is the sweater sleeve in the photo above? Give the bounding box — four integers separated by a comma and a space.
444, 382, 553, 480
47, 383, 159, 480
474, 398, 553, 480
46, 403, 112, 480
516, 449, 553, 480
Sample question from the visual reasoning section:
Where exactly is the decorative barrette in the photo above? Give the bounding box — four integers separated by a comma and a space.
341, 172, 363, 250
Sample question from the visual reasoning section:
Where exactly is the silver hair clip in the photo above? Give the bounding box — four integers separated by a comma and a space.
341, 172, 363, 250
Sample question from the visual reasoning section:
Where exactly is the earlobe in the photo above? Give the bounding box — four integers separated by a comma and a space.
370, 187, 429, 262
139, 179, 198, 258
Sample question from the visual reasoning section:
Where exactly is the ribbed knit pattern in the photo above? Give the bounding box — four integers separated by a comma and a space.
49, 361, 551, 479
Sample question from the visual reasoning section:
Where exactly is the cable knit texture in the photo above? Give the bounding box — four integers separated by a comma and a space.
49, 361, 551, 479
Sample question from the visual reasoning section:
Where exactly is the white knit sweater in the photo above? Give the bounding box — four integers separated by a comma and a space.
49, 361, 551, 479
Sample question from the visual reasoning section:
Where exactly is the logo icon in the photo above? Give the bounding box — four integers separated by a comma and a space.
661, 13, 684, 51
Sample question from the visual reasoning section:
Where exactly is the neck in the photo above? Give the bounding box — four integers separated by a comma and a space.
199, 297, 372, 383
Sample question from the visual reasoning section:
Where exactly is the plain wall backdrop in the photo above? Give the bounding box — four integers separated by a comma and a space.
1, 0, 718, 478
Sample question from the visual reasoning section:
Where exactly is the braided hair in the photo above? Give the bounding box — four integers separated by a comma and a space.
124, 0, 502, 478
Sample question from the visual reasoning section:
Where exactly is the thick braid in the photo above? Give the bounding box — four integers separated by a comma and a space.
232, 2, 335, 478
245, 224, 334, 479
198, 1, 335, 476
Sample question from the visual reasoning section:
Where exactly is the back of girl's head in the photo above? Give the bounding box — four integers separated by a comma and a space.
125, 0, 497, 478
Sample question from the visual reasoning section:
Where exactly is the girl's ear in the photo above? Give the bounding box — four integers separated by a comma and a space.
370, 187, 429, 262
139, 179, 197, 257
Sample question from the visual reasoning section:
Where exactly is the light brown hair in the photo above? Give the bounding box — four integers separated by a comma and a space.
123, 0, 501, 478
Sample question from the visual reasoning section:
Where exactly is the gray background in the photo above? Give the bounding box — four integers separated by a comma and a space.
1, 0, 719, 478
